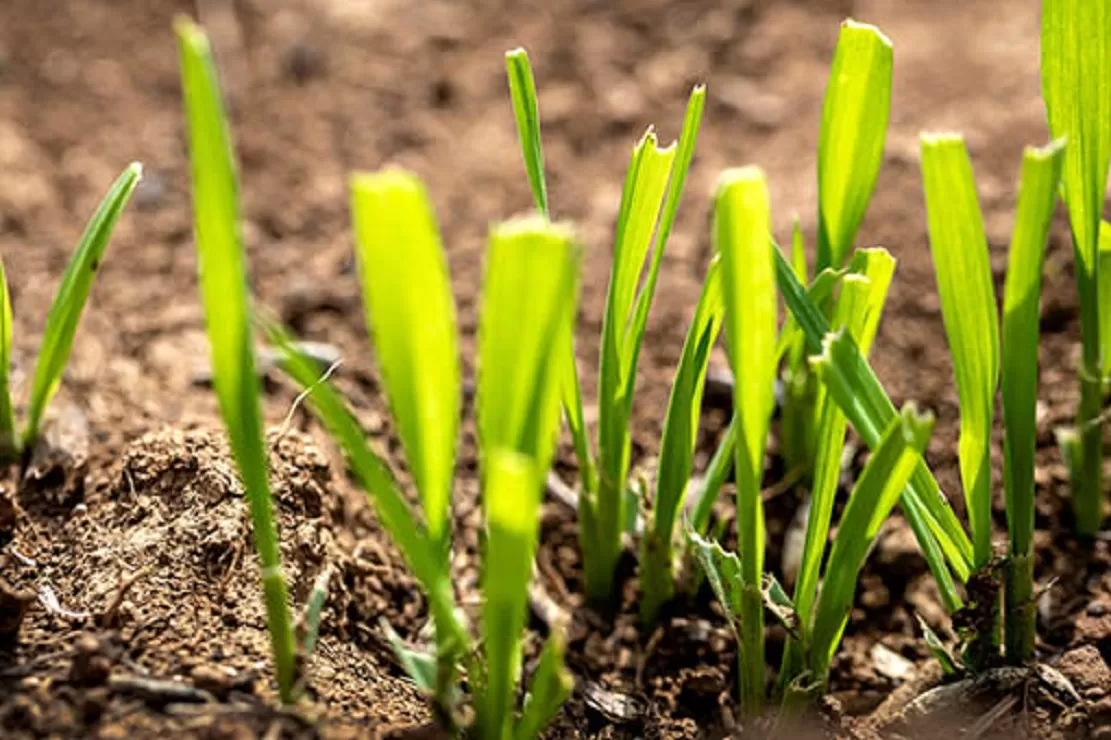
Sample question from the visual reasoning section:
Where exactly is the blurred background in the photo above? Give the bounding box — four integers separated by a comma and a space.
0, 0, 1058, 490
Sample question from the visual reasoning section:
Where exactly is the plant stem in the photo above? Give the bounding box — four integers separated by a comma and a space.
1004, 552, 1035, 664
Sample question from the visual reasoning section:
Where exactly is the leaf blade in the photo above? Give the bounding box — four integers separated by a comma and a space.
920, 133, 1000, 568
24, 162, 141, 448
350, 169, 460, 549
175, 19, 295, 704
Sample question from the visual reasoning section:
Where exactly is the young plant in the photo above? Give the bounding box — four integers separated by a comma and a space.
1001, 142, 1066, 663
921, 134, 1000, 574
0, 163, 141, 463
505, 47, 708, 605
921, 134, 1064, 664
1041, 0, 1111, 536
713, 166, 778, 712
175, 19, 297, 704
639, 257, 725, 624
779, 249, 895, 690
272, 170, 577, 737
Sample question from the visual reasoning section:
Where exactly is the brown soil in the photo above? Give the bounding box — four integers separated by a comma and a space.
0, 0, 1109, 737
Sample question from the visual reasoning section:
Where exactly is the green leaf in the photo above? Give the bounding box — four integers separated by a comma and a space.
502, 45, 596, 498
382, 618, 439, 693
810, 402, 934, 685
688, 415, 737, 536
1001, 140, 1065, 663
920, 133, 1000, 568
774, 247, 971, 611
817, 20, 892, 270
350, 169, 460, 550
713, 166, 777, 712
175, 18, 295, 704
478, 217, 579, 478
917, 614, 961, 676
1042, 0, 1111, 278
794, 261, 893, 625
589, 124, 679, 603
505, 48, 548, 217
23, 163, 141, 450
515, 630, 574, 740
1042, 0, 1111, 536
0, 260, 15, 461
641, 256, 725, 623
478, 450, 541, 740
266, 320, 468, 717
686, 526, 745, 642
264, 320, 462, 637
621, 86, 707, 391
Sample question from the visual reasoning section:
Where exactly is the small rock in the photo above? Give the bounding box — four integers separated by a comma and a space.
1056, 645, 1111, 695
872, 642, 915, 682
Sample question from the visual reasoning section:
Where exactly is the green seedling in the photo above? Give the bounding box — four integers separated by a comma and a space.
273, 170, 577, 738
0, 163, 141, 463
1041, 0, 1111, 536
921, 134, 1064, 665
175, 19, 297, 704
639, 257, 725, 624
712, 167, 778, 712
505, 47, 708, 606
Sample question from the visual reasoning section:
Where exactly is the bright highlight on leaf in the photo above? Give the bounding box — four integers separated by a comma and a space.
921, 133, 1000, 568
817, 19, 892, 270
478, 218, 579, 474
350, 169, 460, 552
175, 18, 296, 705
714, 166, 777, 712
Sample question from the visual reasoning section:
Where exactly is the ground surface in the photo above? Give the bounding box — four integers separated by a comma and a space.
0, 0, 1109, 737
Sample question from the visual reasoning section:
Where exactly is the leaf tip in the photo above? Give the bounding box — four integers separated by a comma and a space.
842, 18, 893, 50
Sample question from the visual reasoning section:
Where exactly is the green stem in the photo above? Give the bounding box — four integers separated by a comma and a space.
739, 584, 765, 713
639, 530, 674, 626
1003, 552, 1035, 664
1074, 365, 1103, 535
581, 488, 621, 605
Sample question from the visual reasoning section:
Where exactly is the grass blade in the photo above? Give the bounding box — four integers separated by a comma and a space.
794, 256, 893, 623
714, 167, 777, 712
921, 133, 1000, 568
1041, 0, 1111, 536
477, 450, 541, 740
774, 250, 970, 610
350, 169, 460, 551
502, 46, 596, 496
817, 20, 892, 270
587, 129, 677, 603
0, 260, 15, 461
641, 256, 725, 624
266, 321, 467, 713
1001, 140, 1065, 663
506, 48, 548, 217
175, 19, 295, 704
514, 630, 573, 740
23, 162, 141, 450
810, 401, 934, 686
478, 218, 579, 478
